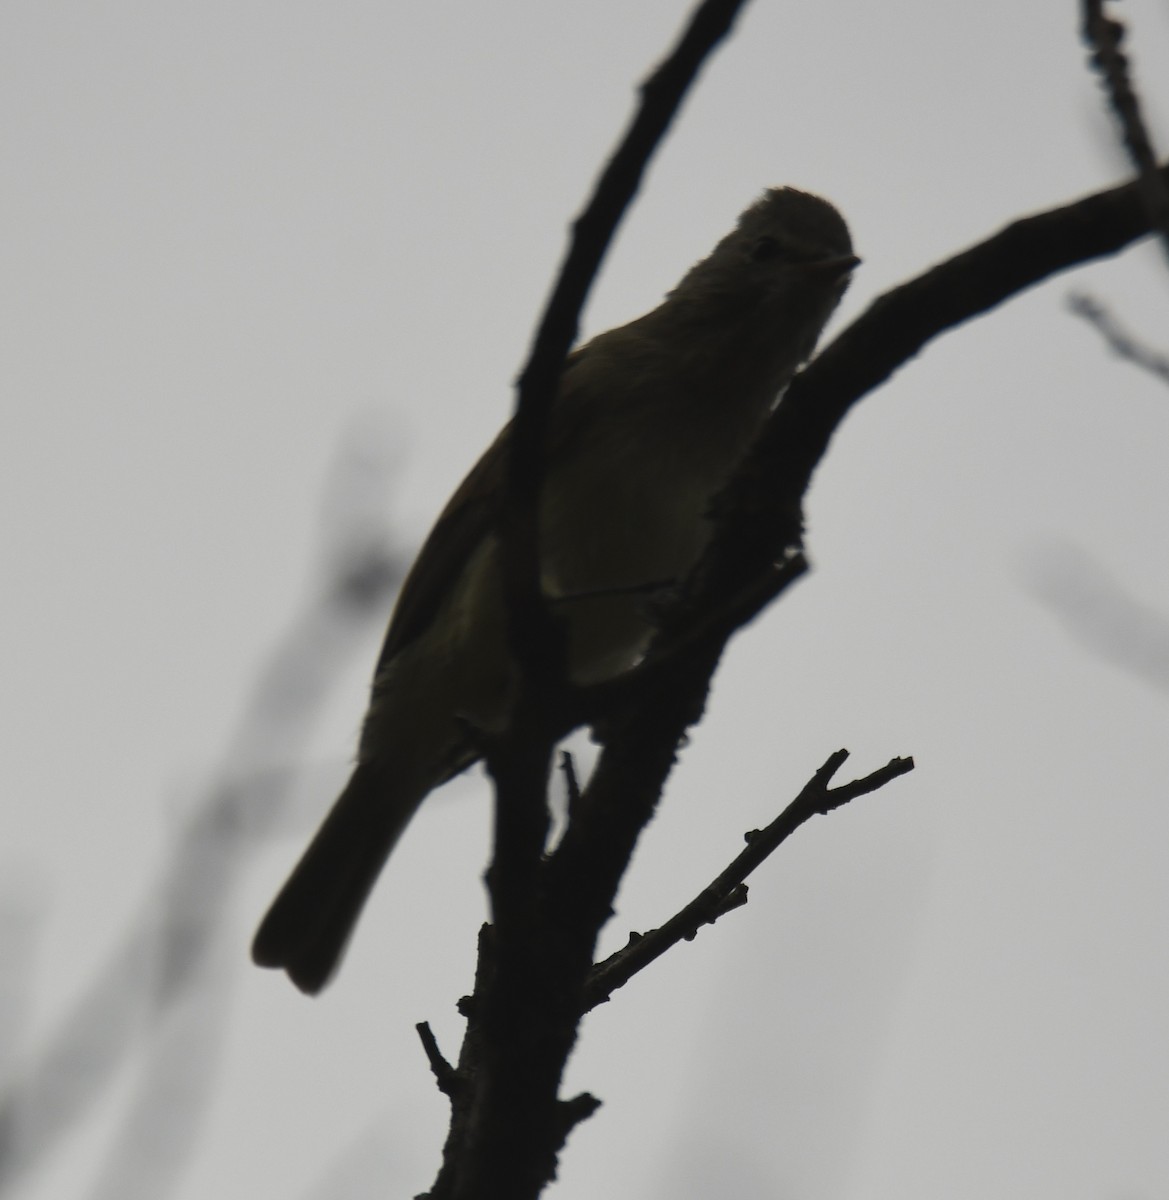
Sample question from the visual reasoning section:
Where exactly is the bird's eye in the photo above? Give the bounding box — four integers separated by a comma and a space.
749, 235, 784, 262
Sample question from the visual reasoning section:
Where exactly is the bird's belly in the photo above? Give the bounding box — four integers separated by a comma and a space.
537, 449, 728, 683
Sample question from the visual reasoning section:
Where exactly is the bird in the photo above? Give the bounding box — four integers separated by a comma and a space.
252, 187, 857, 993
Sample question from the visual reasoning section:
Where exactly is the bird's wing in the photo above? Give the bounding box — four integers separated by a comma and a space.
374, 420, 510, 671
373, 347, 594, 672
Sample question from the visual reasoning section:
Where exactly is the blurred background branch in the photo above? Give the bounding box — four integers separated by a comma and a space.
0, 428, 406, 1199
1023, 538, 1169, 697
1067, 291, 1169, 385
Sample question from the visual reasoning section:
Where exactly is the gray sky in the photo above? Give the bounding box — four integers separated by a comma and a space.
2, 2, 1168, 1198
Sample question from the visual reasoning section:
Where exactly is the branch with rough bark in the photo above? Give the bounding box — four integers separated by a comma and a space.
427, 3, 758, 1196
414, 1, 1168, 1195
421, 159, 1168, 1200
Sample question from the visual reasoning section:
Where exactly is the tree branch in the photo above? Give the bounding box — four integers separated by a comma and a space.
1067, 290, 1169, 386
679, 163, 1169, 629
1081, 0, 1169, 263
416, 1022, 461, 1099
583, 751, 915, 1011
450, 160, 1168, 1200
434, 5, 1168, 1194
500, 0, 754, 684
434, 5, 755, 1198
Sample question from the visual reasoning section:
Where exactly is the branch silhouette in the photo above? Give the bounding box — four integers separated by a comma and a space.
1081, 0, 1169, 261
417, 0, 1168, 1189
426, 140, 1169, 1200
0, 436, 404, 1200
583, 751, 915, 1012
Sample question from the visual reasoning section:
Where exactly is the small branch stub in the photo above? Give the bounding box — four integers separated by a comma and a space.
417, 1022, 461, 1099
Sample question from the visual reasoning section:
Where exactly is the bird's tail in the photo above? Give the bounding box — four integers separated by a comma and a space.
251, 761, 420, 994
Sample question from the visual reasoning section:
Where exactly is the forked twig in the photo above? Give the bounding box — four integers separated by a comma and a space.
583, 750, 915, 1011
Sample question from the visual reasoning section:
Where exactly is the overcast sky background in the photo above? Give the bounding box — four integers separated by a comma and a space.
2, 2, 1168, 1198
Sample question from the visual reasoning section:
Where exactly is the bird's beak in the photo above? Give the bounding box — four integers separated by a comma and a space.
801, 253, 861, 278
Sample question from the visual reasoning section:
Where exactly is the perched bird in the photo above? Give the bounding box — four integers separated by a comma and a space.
253, 187, 857, 993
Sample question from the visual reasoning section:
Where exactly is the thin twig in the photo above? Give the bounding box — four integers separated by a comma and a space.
1081, 0, 1169, 264
583, 751, 915, 1011
559, 751, 583, 824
